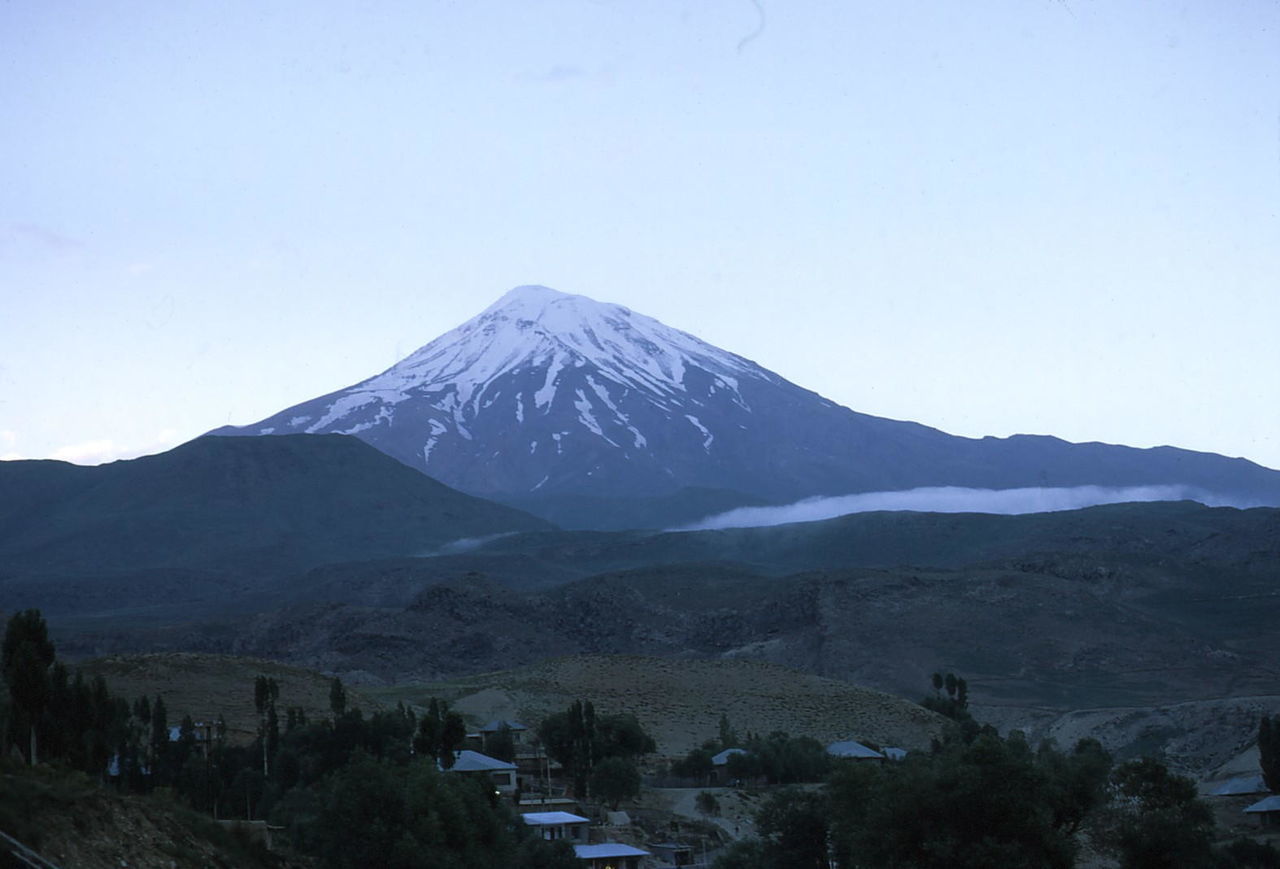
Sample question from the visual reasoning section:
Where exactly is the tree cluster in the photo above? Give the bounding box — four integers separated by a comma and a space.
1259, 715, 1280, 794
716, 719, 1280, 869
278, 751, 578, 869
412, 697, 467, 769
0, 611, 581, 868
921, 670, 972, 724
714, 673, 1280, 869
724, 731, 831, 785
537, 699, 654, 801
0, 609, 204, 790
670, 716, 829, 787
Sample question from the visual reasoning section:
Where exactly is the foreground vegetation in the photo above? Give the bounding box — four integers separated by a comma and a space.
712, 687, 1280, 869
7, 608, 1280, 868
0, 610, 578, 867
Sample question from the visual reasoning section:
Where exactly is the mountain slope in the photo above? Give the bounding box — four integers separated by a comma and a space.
209, 286, 1280, 524
148, 503, 1279, 713
0, 434, 551, 616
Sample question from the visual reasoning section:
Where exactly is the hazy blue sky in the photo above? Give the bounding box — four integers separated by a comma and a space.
3, 1, 1278, 470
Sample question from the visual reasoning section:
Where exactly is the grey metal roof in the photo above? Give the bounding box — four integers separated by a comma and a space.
826, 740, 885, 759
479, 719, 528, 733
1244, 795, 1280, 813
574, 843, 650, 859
447, 749, 517, 772
521, 811, 589, 825
711, 748, 748, 766
1212, 775, 1268, 796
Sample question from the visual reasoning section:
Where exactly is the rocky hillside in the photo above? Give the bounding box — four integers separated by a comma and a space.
0, 763, 298, 869
372, 655, 947, 757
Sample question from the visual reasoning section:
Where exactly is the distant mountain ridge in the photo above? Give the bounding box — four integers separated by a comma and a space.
209, 285, 1280, 526
0, 434, 550, 584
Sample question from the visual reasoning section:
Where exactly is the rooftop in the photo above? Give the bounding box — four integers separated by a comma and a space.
826, 740, 885, 760
447, 750, 517, 773
1244, 795, 1280, 813
574, 843, 650, 859
1211, 775, 1268, 796
711, 748, 747, 766
521, 812, 589, 826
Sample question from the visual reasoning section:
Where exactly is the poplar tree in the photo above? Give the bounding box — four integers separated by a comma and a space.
2, 609, 56, 764
1261, 716, 1280, 793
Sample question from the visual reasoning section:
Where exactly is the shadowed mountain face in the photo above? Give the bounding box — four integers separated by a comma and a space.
208, 285, 1280, 528
0, 434, 551, 618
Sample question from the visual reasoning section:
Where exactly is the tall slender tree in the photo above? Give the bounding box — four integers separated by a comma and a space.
1260, 716, 1280, 793
2, 609, 56, 764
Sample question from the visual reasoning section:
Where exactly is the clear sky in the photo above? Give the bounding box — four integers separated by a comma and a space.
3, 1, 1278, 471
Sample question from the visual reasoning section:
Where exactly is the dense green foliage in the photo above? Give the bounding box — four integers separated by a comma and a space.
590, 756, 641, 810
484, 724, 517, 763
1102, 757, 1216, 869
538, 699, 654, 799
285, 752, 576, 869
413, 698, 467, 769
921, 670, 971, 722
1, 609, 134, 773
0, 610, 577, 868
712, 689, 1279, 869
827, 729, 1080, 869
725, 731, 831, 785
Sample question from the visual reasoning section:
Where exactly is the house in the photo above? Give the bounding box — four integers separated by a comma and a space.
573, 842, 650, 869
709, 747, 748, 784
648, 842, 695, 866
166, 720, 216, 757
711, 747, 747, 767
826, 740, 884, 761
1244, 795, 1280, 828
480, 719, 528, 743
466, 719, 530, 755
445, 749, 518, 795
521, 811, 589, 843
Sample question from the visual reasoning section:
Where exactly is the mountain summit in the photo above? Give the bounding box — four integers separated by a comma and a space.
216, 284, 833, 499
212, 285, 1280, 522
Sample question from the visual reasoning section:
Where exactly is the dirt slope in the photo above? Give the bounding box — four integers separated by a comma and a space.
374, 654, 946, 756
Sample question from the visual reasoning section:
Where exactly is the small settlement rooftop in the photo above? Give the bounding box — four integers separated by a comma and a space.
711, 748, 747, 766
826, 740, 884, 760
1211, 775, 1268, 796
521, 812, 589, 843
448, 750, 516, 773
573, 843, 649, 869
444, 749, 518, 795
1245, 795, 1280, 828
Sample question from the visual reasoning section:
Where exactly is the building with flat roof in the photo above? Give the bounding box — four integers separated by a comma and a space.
521, 811, 589, 843
573, 843, 649, 869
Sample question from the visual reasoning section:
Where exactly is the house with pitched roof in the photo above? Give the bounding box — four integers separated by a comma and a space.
444, 749, 518, 795
1245, 795, 1280, 828
826, 739, 885, 761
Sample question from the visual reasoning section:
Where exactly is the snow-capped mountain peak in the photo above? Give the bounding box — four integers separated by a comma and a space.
354, 284, 764, 421
211, 283, 1280, 517
223, 286, 782, 495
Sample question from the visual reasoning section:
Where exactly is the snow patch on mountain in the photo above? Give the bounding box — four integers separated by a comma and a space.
685, 414, 714, 451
